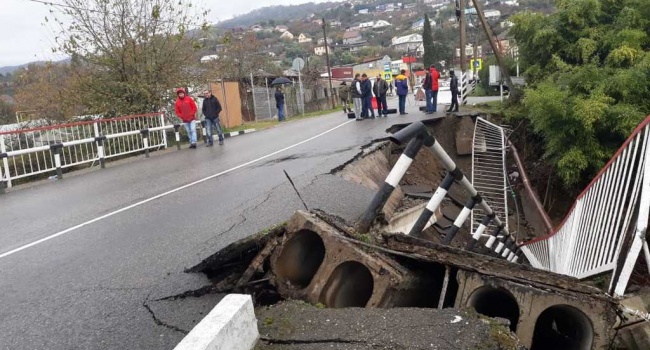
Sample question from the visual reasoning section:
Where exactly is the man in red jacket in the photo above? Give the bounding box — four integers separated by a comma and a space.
174, 87, 198, 149
429, 65, 441, 112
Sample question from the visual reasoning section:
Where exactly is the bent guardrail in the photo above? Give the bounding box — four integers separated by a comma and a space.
359, 121, 520, 262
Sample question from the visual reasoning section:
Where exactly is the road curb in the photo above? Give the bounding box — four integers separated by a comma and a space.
173, 294, 259, 350
223, 128, 256, 139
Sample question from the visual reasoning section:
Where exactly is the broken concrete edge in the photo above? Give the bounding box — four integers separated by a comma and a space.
185, 223, 287, 274
173, 294, 259, 350
329, 137, 390, 175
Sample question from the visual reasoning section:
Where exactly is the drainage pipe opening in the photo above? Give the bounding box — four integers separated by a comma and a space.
531, 305, 593, 350
275, 229, 326, 288
467, 286, 520, 332
319, 261, 374, 308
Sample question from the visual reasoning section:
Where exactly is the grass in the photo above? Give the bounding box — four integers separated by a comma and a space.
223, 107, 341, 133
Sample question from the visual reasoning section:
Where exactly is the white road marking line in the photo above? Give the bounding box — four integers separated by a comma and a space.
0, 119, 356, 259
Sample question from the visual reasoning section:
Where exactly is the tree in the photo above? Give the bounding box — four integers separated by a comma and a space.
422, 14, 436, 68
0, 99, 15, 125
50, 0, 208, 116
13, 63, 85, 120
510, 0, 650, 187
206, 32, 274, 81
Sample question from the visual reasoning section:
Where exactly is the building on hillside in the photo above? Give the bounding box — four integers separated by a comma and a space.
298, 33, 312, 43
342, 31, 363, 45
280, 31, 294, 40
343, 41, 368, 52
484, 10, 501, 19
455, 44, 483, 58
314, 45, 332, 56
411, 17, 436, 30
373, 20, 391, 30
359, 21, 375, 29
500, 20, 514, 28
502, 0, 519, 6
352, 55, 392, 78
358, 8, 369, 14
275, 25, 288, 33
200, 54, 219, 63
391, 34, 424, 56
316, 37, 325, 45
330, 20, 342, 27
249, 24, 263, 32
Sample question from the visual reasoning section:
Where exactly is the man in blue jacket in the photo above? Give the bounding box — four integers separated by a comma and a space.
395, 69, 409, 115
360, 73, 375, 119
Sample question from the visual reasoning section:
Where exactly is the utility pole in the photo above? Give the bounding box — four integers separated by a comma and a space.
471, 0, 515, 91
322, 17, 336, 109
459, 0, 467, 73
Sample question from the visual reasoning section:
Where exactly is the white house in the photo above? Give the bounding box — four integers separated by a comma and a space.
200, 54, 219, 63
314, 45, 332, 56
411, 18, 436, 30
275, 25, 288, 33
391, 34, 424, 56
297, 33, 312, 43
373, 20, 391, 30
280, 31, 294, 40
359, 21, 375, 29
358, 8, 369, 14
249, 24, 262, 32
484, 10, 501, 19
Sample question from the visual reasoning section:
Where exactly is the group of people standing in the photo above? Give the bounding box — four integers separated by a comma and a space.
174, 87, 225, 149
338, 66, 460, 119
339, 71, 410, 121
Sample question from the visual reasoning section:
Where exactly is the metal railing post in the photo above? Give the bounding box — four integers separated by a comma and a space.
466, 214, 495, 251
409, 172, 455, 238
443, 195, 481, 245
357, 136, 425, 233
174, 124, 181, 150
96, 136, 106, 168
140, 129, 150, 158
0, 134, 10, 188
51, 144, 64, 179
160, 114, 168, 148
200, 120, 207, 144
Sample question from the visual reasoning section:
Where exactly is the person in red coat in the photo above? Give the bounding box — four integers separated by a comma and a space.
429, 65, 441, 113
174, 87, 198, 148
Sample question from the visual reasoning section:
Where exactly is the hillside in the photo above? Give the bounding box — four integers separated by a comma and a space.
217, 1, 345, 28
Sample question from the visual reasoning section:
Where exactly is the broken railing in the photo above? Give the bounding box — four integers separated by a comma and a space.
0, 113, 201, 192
520, 114, 650, 297
358, 121, 520, 262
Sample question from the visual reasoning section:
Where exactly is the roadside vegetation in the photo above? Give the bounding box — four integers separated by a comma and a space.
504, 0, 650, 188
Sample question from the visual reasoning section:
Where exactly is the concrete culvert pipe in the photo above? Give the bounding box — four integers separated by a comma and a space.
275, 230, 326, 288
467, 286, 520, 332
531, 305, 593, 350
319, 261, 374, 308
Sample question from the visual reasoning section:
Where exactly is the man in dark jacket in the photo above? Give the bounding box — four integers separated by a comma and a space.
423, 70, 433, 113
202, 90, 224, 146
373, 74, 389, 117
447, 70, 460, 113
350, 73, 363, 120
395, 70, 409, 115
360, 73, 375, 119
275, 86, 285, 121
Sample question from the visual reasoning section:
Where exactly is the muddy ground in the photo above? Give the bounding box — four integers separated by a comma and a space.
255, 301, 522, 350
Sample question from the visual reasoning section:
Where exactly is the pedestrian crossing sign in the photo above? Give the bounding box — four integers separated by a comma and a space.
470, 58, 483, 71
384, 73, 392, 81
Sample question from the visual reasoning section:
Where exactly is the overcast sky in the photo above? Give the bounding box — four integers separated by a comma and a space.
0, 0, 342, 67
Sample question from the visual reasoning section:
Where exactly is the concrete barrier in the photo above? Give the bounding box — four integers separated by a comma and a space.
173, 294, 259, 350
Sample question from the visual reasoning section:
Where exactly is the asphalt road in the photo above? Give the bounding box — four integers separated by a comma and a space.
0, 99, 478, 349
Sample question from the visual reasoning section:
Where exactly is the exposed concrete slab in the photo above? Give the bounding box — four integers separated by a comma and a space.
256, 300, 522, 350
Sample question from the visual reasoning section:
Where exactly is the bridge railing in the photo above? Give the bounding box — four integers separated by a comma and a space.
472, 117, 508, 239
520, 115, 650, 295
0, 113, 178, 190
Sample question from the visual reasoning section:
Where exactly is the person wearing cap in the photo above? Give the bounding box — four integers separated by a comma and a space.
202, 90, 224, 146
174, 87, 198, 148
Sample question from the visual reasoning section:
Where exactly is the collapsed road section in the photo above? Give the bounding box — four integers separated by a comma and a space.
179, 115, 622, 350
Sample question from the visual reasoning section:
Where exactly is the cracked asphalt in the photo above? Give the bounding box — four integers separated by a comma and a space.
0, 101, 455, 349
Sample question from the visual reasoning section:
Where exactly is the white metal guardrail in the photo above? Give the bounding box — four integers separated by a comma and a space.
520, 115, 650, 296
0, 113, 182, 190
472, 117, 508, 240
